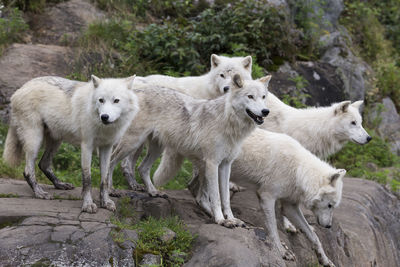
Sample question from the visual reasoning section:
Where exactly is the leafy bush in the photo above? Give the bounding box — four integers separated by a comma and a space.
330, 131, 400, 185
0, 7, 28, 55
2, 0, 65, 12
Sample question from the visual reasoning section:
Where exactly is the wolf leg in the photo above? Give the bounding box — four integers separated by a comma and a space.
138, 140, 164, 197
258, 190, 296, 261
204, 160, 226, 225
99, 144, 115, 211
38, 135, 74, 190
219, 160, 245, 227
120, 143, 145, 191
22, 126, 52, 199
81, 141, 97, 213
153, 147, 184, 187
282, 202, 334, 267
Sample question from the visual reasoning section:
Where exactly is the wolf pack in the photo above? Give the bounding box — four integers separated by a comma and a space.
3, 54, 371, 266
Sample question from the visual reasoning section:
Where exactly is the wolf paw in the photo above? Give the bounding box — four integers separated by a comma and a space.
101, 199, 116, 212
284, 220, 298, 233
148, 191, 168, 198
281, 248, 296, 261
34, 188, 53, 200
82, 202, 98, 213
218, 218, 245, 228
321, 259, 335, 267
229, 182, 246, 193
54, 182, 75, 190
128, 182, 145, 192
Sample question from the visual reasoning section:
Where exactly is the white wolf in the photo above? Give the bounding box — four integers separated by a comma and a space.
258, 94, 370, 232
107, 74, 271, 227
118, 54, 253, 191
191, 128, 345, 267
3, 75, 139, 213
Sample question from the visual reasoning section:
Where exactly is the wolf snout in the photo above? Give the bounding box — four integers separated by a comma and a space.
261, 109, 269, 117
223, 86, 230, 93
101, 114, 109, 124
325, 224, 332, 229
366, 136, 372, 143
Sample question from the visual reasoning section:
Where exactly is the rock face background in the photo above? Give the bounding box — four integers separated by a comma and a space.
1, 177, 399, 266
0, 0, 399, 266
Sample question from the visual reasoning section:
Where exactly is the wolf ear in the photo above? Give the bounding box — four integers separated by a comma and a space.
330, 169, 346, 186
126, 74, 136, 90
242, 56, 252, 70
91, 75, 101, 88
334, 101, 351, 115
351, 100, 364, 110
258, 75, 272, 89
211, 54, 220, 68
233, 74, 243, 89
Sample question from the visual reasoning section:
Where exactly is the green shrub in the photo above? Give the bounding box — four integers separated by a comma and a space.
2, 0, 66, 12
0, 7, 28, 55
376, 62, 400, 109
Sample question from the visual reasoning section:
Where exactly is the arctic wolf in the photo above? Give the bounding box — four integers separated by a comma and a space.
192, 129, 345, 267
260, 93, 371, 158
258, 94, 370, 232
118, 54, 253, 191
3, 75, 139, 213
108, 74, 271, 227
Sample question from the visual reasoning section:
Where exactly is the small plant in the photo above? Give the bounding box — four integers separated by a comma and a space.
282, 75, 311, 108
0, 7, 28, 55
0, 193, 19, 198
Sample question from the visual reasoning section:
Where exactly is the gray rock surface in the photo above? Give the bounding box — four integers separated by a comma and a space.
0, 43, 74, 122
0, 177, 399, 266
0, 179, 133, 266
368, 97, 400, 155
29, 0, 105, 45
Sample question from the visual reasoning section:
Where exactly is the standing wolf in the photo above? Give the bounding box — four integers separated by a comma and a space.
230, 129, 345, 267
188, 128, 345, 266
3, 75, 139, 213
108, 74, 271, 227
118, 54, 253, 191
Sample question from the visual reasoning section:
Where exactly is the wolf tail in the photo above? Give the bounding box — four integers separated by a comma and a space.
3, 121, 23, 167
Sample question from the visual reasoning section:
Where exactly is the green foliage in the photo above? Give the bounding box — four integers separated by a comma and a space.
330, 132, 400, 185
133, 216, 194, 266
375, 62, 400, 109
0, 193, 19, 198
2, 0, 65, 12
282, 75, 311, 108
111, 198, 194, 266
288, 0, 330, 58
0, 7, 28, 55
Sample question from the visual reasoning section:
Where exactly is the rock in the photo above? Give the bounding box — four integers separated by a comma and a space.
270, 61, 345, 106
161, 227, 176, 243
319, 30, 372, 102
29, 0, 105, 45
0, 44, 74, 122
122, 228, 139, 242
140, 254, 162, 266
368, 97, 400, 155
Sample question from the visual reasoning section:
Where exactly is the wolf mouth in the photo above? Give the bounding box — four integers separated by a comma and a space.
246, 109, 264, 125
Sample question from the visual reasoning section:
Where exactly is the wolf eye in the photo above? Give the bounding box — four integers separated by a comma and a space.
248, 95, 254, 99
99, 98, 104, 103
351, 121, 356, 125
114, 99, 120, 103
262, 95, 266, 99
220, 74, 225, 78
328, 204, 333, 209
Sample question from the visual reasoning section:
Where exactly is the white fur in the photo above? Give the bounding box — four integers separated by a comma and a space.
3, 75, 139, 213
194, 128, 345, 266
118, 54, 254, 190
260, 92, 370, 159
107, 75, 270, 227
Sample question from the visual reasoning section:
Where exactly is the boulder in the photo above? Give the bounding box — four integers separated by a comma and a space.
367, 97, 400, 155
0, 44, 74, 122
29, 0, 105, 45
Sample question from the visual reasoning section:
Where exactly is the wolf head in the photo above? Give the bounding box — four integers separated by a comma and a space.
310, 169, 345, 228
333, 100, 372, 145
230, 74, 271, 125
91, 75, 139, 125
208, 54, 253, 96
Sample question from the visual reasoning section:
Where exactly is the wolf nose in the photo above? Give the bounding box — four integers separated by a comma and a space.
325, 224, 332, 229
366, 136, 372, 143
101, 114, 109, 122
261, 109, 270, 117
223, 86, 230, 93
